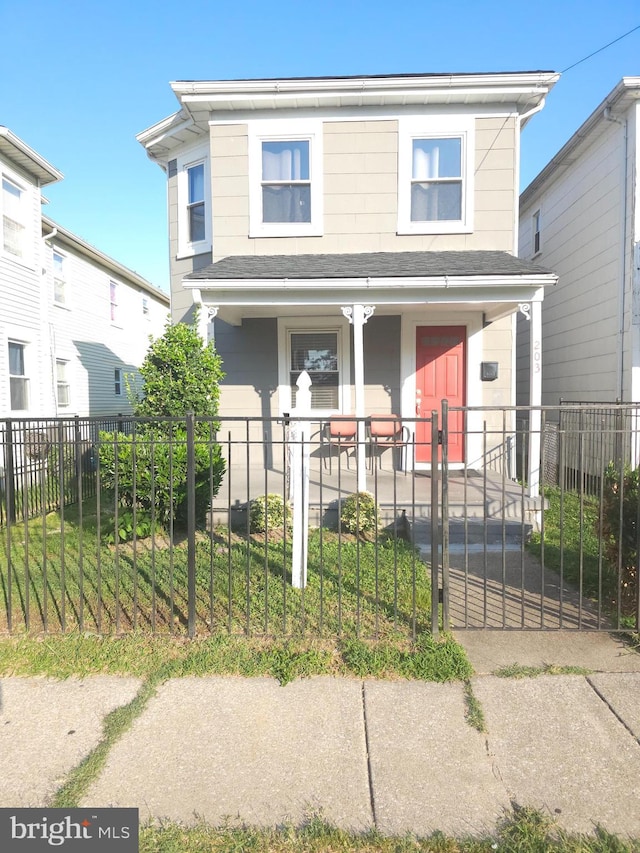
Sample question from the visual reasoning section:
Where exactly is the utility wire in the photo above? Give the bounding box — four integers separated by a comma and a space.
561, 23, 640, 74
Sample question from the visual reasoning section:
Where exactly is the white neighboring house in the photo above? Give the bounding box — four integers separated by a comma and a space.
0, 126, 170, 420
518, 78, 640, 411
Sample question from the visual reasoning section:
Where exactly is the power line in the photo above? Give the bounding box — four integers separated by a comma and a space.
561, 23, 640, 74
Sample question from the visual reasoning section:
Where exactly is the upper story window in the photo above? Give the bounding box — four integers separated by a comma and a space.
249, 119, 323, 238
532, 209, 541, 255
109, 281, 118, 322
398, 116, 474, 235
8, 340, 29, 411
114, 367, 123, 396
2, 177, 26, 259
142, 296, 149, 316
53, 250, 66, 305
176, 147, 211, 258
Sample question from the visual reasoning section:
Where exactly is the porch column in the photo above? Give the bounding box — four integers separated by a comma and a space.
342, 304, 375, 492
521, 301, 542, 498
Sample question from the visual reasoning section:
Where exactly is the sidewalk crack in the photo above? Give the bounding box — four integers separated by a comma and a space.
360, 682, 378, 829
586, 676, 640, 747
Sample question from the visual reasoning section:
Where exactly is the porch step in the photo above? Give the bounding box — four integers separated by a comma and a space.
413, 518, 532, 553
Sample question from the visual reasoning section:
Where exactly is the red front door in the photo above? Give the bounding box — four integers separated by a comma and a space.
415, 326, 466, 463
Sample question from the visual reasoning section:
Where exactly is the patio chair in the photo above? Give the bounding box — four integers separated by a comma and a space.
368, 414, 410, 472
323, 415, 358, 472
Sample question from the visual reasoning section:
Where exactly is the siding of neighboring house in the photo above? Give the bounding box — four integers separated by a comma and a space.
518, 103, 637, 407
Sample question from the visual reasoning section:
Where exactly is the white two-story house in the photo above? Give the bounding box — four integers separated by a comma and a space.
0, 127, 170, 420
138, 72, 558, 479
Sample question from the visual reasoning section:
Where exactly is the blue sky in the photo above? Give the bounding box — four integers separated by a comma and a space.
1, 0, 638, 293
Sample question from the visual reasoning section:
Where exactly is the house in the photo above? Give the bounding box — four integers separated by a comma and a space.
137, 72, 558, 489
518, 78, 640, 467
0, 127, 170, 420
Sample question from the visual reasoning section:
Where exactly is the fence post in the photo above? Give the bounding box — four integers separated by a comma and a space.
431, 411, 440, 640
186, 412, 196, 637
5, 420, 16, 523
291, 371, 311, 589
440, 400, 449, 632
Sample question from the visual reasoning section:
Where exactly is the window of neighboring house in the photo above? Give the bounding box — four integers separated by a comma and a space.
56, 359, 70, 408
8, 341, 29, 411
289, 331, 339, 410
249, 120, 323, 237
142, 296, 149, 317
397, 117, 474, 234
110, 281, 118, 322
53, 251, 66, 305
533, 210, 541, 255
176, 148, 211, 258
114, 368, 123, 396
2, 177, 26, 259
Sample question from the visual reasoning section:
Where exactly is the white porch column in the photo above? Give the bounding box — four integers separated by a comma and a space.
521, 301, 542, 498
342, 304, 375, 492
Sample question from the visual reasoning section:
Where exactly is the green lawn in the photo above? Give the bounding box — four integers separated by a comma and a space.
0, 496, 431, 640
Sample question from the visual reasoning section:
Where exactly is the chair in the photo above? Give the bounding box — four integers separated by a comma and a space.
323, 416, 358, 472
368, 414, 409, 472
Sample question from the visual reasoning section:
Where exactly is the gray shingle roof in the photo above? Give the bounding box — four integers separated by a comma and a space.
185, 251, 554, 281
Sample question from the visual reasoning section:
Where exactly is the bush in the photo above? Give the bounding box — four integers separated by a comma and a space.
98, 315, 226, 538
249, 493, 292, 533
98, 428, 225, 530
340, 491, 381, 538
600, 463, 639, 612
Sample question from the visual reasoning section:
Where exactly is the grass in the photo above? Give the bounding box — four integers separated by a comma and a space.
462, 680, 486, 732
136, 808, 640, 852
494, 663, 592, 679
0, 495, 431, 639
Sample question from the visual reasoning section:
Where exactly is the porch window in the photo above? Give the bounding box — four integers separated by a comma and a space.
411, 138, 462, 222
9, 341, 29, 410
289, 331, 339, 410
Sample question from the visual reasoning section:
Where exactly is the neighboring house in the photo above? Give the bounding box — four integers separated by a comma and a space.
518, 78, 640, 411
137, 72, 558, 480
0, 126, 170, 420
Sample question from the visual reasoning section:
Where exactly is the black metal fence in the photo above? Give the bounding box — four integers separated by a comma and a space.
1, 406, 639, 637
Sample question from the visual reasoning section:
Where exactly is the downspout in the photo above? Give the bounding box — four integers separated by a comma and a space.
604, 107, 629, 401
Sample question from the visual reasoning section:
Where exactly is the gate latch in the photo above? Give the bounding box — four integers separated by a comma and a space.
437, 430, 443, 445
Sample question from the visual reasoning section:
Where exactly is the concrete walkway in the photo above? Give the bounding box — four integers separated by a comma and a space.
1, 633, 640, 839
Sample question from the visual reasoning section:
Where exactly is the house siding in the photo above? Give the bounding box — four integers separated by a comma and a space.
518, 112, 631, 406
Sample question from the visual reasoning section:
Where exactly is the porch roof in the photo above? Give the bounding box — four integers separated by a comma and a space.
185, 250, 554, 282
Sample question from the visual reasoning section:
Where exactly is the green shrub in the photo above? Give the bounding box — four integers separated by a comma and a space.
98, 428, 224, 529
340, 491, 381, 538
101, 509, 158, 544
600, 463, 639, 612
249, 493, 292, 533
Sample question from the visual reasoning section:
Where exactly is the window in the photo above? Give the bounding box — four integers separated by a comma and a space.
289, 331, 339, 410
249, 120, 323, 237
533, 210, 541, 255
8, 341, 28, 410
53, 251, 66, 304
142, 296, 149, 316
411, 138, 462, 222
109, 281, 118, 322
114, 368, 123, 396
176, 147, 211, 257
398, 117, 474, 234
262, 140, 311, 223
56, 359, 70, 407
2, 177, 25, 258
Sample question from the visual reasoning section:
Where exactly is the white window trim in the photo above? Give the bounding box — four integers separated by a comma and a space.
7, 335, 33, 414
1, 170, 34, 268
532, 209, 541, 256
277, 316, 350, 416
52, 248, 70, 308
114, 367, 123, 397
56, 358, 71, 408
397, 115, 475, 235
249, 119, 323, 239
176, 144, 211, 258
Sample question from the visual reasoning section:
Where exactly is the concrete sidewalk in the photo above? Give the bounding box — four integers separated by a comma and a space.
1, 633, 640, 839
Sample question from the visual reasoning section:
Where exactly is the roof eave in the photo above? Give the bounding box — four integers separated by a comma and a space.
0, 127, 63, 185
183, 273, 557, 290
